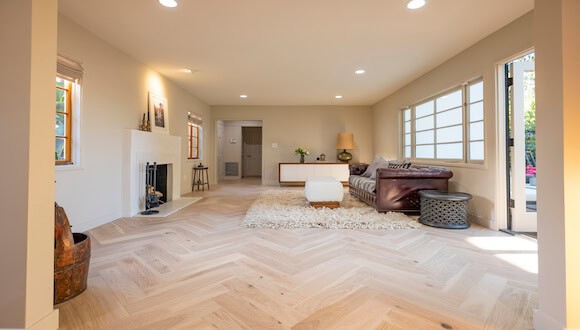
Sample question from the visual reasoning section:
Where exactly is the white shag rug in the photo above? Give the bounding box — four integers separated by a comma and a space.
242, 190, 421, 230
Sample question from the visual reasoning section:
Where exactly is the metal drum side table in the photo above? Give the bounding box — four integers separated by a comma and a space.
418, 190, 473, 229
192, 166, 210, 191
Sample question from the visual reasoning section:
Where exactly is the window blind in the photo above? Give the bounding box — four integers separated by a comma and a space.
188, 112, 203, 126
57, 55, 83, 82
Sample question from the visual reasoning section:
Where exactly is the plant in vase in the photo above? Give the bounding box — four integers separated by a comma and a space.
526, 165, 537, 185
294, 147, 310, 163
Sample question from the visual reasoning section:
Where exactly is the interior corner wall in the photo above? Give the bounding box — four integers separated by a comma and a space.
56, 15, 211, 232
211, 106, 374, 185
371, 11, 534, 229
0, 0, 59, 328
534, 0, 580, 328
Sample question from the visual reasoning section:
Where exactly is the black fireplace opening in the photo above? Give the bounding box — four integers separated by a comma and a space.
155, 164, 168, 203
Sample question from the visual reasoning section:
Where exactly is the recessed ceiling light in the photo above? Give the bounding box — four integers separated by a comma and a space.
240, 94, 248, 99
407, 0, 426, 9
335, 95, 343, 99
354, 69, 366, 75
159, 0, 177, 8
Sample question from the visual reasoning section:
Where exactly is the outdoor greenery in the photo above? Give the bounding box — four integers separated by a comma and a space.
525, 100, 536, 166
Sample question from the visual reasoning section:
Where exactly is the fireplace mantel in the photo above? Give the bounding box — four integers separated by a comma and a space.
122, 129, 181, 216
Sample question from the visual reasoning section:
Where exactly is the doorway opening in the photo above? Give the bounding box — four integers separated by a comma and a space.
501, 52, 536, 235
242, 126, 263, 178
216, 120, 263, 182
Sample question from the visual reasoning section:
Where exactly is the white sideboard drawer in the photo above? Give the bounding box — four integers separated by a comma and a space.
279, 163, 349, 185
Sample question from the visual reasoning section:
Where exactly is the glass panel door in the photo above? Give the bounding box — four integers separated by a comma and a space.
511, 59, 536, 232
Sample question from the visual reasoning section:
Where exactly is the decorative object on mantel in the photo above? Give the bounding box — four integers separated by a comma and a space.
54, 203, 91, 305
294, 146, 310, 163
319, 153, 326, 161
148, 91, 169, 134
139, 113, 151, 131
141, 162, 164, 215
242, 190, 420, 230
336, 132, 354, 162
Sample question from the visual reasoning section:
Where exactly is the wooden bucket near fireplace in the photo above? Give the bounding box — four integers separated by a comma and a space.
54, 203, 91, 305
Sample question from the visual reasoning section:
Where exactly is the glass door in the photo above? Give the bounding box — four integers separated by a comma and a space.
507, 55, 536, 232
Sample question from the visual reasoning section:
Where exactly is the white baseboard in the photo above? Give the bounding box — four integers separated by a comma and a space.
2, 309, 61, 330
72, 211, 123, 233
533, 309, 565, 330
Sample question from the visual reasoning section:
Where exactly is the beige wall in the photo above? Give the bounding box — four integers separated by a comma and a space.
534, 0, 580, 328
56, 15, 211, 231
211, 106, 373, 185
0, 0, 59, 328
372, 12, 534, 228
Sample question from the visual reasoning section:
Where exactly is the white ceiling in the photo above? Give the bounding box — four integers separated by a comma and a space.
58, 0, 533, 106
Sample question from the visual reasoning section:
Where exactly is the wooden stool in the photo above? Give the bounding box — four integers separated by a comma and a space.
192, 166, 210, 191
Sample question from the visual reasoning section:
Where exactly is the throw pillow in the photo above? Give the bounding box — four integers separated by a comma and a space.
388, 160, 412, 169
369, 157, 390, 180
362, 155, 387, 177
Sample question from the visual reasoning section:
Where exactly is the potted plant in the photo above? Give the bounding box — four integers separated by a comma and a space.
294, 147, 310, 163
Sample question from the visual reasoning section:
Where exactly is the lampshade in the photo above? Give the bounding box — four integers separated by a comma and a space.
336, 133, 354, 150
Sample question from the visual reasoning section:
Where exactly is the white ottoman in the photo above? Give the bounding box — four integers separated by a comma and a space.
305, 176, 344, 209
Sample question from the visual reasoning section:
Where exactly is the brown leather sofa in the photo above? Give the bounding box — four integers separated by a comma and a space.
349, 163, 453, 213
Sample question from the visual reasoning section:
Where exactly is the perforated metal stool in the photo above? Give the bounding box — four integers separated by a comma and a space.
418, 190, 472, 229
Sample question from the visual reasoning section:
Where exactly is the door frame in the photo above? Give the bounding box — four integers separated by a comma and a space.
495, 47, 535, 231
213, 119, 265, 183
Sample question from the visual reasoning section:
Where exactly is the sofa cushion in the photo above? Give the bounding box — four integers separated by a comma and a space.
349, 175, 376, 194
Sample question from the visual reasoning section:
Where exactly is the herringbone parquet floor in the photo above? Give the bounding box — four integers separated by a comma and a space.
57, 178, 537, 329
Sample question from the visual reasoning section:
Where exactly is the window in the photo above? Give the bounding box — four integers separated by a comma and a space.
56, 55, 82, 166
403, 108, 412, 158
403, 79, 484, 163
188, 112, 203, 159
55, 77, 73, 164
467, 81, 484, 160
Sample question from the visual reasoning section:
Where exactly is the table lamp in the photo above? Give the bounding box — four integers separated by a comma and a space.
336, 133, 354, 162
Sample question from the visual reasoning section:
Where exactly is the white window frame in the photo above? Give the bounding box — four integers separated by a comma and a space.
187, 111, 203, 162
402, 78, 484, 165
55, 54, 83, 169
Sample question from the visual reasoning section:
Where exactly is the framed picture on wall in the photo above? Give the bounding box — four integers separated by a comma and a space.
148, 91, 169, 134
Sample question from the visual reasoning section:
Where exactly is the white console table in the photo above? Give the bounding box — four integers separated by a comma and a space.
279, 163, 349, 185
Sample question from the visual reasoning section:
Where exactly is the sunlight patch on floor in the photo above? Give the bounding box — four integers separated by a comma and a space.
465, 236, 537, 251
495, 253, 538, 274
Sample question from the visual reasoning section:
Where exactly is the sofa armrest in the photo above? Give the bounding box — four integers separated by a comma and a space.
376, 167, 453, 180
349, 163, 369, 175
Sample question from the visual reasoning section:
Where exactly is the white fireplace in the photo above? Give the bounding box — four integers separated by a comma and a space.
122, 129, 182, 216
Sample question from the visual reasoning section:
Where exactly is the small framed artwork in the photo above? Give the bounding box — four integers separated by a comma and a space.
148, 91, 169, 134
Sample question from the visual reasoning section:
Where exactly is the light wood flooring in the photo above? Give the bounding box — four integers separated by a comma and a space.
57, 178, 537, 329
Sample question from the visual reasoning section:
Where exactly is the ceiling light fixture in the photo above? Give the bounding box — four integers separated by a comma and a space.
159, 0, 177, 8
335, 95, 343, 99
240, 94, 248, 99
354, 69, 366, 75
407, 0, 426, 9
183, 68, 193, 73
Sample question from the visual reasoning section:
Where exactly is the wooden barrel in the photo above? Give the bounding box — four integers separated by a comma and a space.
54, 203, 91, 305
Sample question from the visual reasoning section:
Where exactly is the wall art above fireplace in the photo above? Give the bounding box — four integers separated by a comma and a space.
148, 91, 169, 134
